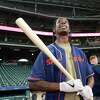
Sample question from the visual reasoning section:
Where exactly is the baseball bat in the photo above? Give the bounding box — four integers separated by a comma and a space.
15, 18, 74, 80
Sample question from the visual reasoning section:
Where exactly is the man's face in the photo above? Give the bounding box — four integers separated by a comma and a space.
90, 57, 98, 65
55, 17, 70, 36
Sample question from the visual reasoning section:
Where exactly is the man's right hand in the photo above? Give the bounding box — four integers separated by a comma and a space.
60, 79, 83, 92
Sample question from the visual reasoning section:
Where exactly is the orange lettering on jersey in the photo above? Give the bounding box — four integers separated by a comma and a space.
73, 56, 84, 63
46, 59, 53, 65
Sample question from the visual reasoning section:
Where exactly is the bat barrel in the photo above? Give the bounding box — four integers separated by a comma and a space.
15, 18, 74, 80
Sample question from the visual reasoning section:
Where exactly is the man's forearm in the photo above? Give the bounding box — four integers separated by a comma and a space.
87, 76, 94, 88
29, 80, 60, 92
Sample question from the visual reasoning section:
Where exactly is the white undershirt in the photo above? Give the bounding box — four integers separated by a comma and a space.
55, 41, 76, 79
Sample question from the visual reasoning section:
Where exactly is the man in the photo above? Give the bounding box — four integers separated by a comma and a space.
28, 17, 94, 100
89, 55, 99, 100
89, 55, 98, 65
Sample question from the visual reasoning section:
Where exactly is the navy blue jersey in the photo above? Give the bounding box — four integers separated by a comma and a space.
28, 43, 94, 100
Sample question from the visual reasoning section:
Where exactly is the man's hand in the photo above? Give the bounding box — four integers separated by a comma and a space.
79, 85, 93, 100
60, 79, 83, 92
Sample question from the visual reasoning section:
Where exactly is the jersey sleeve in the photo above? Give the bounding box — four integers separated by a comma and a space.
82, 51, 94, 79
28, 52, 46, 81
85, 61, 94, 79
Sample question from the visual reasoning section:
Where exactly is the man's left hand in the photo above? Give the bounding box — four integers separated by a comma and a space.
80, 85, 93, 100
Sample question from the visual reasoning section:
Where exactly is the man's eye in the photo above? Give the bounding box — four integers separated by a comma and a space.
65, 21, 68, 23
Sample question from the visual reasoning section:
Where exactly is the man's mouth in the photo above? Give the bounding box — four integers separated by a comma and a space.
56, 25, 69, 35
57, 30, 69, 36
59, 25, 67, 29
58, 27, 68, 32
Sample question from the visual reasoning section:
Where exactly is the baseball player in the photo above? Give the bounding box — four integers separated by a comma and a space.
28, 17, 94, 100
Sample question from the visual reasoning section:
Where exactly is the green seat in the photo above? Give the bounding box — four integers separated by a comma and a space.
0, 64, 32, 87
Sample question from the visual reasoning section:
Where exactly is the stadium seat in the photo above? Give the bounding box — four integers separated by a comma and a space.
0, 64, 32, 87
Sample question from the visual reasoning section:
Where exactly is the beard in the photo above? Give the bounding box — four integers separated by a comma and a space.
56, 28, 70, 36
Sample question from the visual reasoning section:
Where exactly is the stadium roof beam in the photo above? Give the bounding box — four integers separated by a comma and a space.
7, 0, 100, 11
0, 5, 100, 21
6, 0, 100, 12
